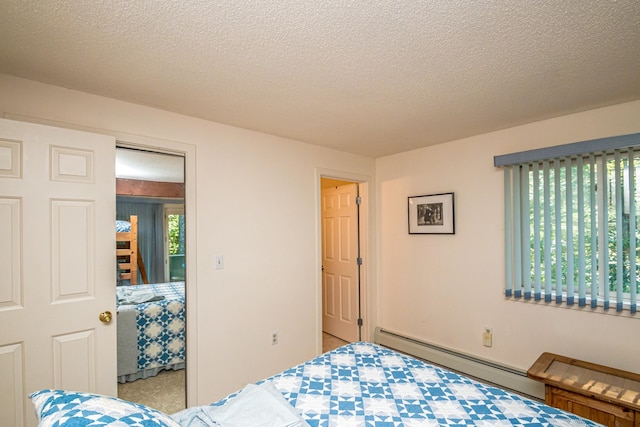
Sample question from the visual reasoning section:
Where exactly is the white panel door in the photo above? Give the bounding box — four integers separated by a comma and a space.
0, 118, 116, 427
322, 183, 360, 342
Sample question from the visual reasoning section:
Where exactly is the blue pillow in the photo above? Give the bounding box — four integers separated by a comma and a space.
30, 389, 180, 427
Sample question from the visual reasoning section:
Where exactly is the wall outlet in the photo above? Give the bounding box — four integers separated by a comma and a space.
483, 328, 493, 347
271, 331, 278, 345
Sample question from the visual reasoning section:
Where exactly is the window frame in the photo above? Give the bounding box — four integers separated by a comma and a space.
496, 133, 640, 316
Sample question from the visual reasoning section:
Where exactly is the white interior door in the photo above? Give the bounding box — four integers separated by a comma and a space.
322, 183, 360, 342
0, 118, 116, 427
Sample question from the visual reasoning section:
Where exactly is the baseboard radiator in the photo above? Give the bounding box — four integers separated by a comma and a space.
373, 327, 544, 400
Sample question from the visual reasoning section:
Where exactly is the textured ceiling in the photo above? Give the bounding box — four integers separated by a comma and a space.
1, 1, 639, 157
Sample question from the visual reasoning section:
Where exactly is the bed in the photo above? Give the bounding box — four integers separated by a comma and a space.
117, 281, 186, 383
198, 342, 600, 426
116, 215, 149, 285
32, 341, 602, 426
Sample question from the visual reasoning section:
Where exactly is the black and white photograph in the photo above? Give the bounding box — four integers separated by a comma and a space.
408, 193, 455, 234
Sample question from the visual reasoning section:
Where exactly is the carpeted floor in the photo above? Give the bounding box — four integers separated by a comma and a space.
118, 369, 186, 414
118, 332, 350, 414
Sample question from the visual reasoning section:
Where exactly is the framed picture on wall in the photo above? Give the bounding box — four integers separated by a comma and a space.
408, 192, 455, 234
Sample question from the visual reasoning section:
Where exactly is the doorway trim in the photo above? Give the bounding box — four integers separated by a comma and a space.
316, 168, 374, 354
3, 113, 199, 406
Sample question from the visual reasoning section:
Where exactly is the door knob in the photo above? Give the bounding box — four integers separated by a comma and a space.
99, 311, 113, 324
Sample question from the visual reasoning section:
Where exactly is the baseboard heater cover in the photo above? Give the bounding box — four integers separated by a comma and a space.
373, 327, 544, 400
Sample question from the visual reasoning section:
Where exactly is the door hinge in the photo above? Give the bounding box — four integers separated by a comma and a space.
357, 318, 363, 326
355, 196, 362, 205
357, 257, 362, 265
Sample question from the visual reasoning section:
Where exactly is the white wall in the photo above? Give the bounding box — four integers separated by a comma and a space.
5, 71, 638, 401
0, 74, 376, 404
376, 100, 640, 374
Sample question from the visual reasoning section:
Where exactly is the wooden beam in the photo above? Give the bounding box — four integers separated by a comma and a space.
116, 178, 184, 198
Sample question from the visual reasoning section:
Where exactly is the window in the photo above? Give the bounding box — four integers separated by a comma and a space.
495, 133, 640, 314
164, 204, 185, 281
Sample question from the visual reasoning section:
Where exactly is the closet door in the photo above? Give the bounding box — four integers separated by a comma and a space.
0, 118, 116, 427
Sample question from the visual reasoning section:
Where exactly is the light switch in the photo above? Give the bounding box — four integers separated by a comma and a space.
215, 255, 224, 270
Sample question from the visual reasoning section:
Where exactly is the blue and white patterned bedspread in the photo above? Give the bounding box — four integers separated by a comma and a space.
214, 342, 599, 427
116, 282, 185, 382
135, 282, 185, 371
116, 219, 131, 232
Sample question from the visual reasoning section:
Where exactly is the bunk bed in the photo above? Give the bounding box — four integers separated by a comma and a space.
116, 215, 149, 285
116, 281, 186, 383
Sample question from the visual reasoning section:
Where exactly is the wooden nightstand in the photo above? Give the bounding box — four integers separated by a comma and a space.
527, 352, 640, 427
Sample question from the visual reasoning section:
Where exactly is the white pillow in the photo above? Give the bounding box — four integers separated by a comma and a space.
30, 389, 181, 427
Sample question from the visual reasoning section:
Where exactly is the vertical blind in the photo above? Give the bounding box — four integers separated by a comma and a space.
495, 133, 640, 314
116, 200, 166, 284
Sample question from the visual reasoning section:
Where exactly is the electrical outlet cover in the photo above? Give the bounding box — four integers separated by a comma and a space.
483, 331, 492, 347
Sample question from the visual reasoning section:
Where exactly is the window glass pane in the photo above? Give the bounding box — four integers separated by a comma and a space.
524, 150, 639, 305
606, 153, 640, 299
168, 213, 185, 281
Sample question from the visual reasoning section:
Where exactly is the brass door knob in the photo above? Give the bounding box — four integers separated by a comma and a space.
99, 311, 113, 324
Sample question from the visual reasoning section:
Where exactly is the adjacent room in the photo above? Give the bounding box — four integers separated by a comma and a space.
1, 1, 639, 427
114, 148, 187, 413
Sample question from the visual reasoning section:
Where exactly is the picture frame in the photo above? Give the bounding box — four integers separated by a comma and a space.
408, 192, 455, 234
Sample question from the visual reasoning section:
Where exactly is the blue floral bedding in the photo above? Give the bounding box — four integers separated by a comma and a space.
117, 282, 185, 383
213, 342, 599, 427
32, 342, 601, 426
116, 219, 132, 232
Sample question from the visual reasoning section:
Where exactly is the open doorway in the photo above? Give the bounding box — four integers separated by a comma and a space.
320, 177, 368, 352
115, 147, 187, 414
